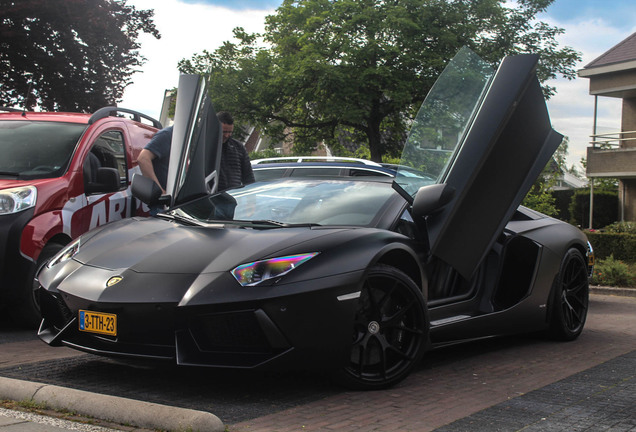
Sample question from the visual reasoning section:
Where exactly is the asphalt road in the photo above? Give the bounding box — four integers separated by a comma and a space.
1, 293, 635, 431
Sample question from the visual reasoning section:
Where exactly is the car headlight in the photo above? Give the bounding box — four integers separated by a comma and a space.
47, 238, 81, 268
586, 241, 595, 278
231, 252, 319, 286
0, 186, 37, 215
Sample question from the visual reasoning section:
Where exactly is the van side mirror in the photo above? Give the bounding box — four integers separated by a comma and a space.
85, 167, 120, 194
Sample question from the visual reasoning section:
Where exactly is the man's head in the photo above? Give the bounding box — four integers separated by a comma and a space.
217, 111, 234, 144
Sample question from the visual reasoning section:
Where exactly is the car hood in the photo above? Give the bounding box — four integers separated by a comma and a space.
0, 178, 60, 189
73, 217, 348, 275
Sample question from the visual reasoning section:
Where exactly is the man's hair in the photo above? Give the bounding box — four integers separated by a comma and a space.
217, 111, 234, 125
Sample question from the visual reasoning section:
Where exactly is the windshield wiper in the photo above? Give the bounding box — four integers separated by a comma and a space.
158, 214, 320, 229
232, 220, 321, 229
0, 171, 20, 177
157, 212, 205, 227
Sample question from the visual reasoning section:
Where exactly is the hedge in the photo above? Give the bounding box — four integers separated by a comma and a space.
569, 189, 618, 229
551, 189, 574, 222
586, 231, 636, 262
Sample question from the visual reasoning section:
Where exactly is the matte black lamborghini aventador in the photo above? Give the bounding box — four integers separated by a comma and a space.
37, 48, 593, 389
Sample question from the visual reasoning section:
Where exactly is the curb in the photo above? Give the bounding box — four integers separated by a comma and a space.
0, 376, 224, 432
590, 285, 636, 297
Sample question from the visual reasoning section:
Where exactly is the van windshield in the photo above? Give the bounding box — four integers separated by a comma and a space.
0, 120, 87, 179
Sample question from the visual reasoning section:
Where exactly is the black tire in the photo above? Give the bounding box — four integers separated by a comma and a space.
336, 264, 428, 390
547, 248, 589, 341
10, 242, 64, 328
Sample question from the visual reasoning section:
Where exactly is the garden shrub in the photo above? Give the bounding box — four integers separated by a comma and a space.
570, 189, 618, 229
586, 231, 636, 262
603, 221, 636, 234
590, 255, 636, 287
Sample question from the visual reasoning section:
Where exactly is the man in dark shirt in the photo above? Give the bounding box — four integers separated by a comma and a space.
216, 111, 255, 191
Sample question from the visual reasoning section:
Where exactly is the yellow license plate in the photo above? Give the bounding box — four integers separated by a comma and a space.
79, 310, 117, 336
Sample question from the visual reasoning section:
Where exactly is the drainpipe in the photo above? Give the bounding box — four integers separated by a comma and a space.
621, 184, 625, 222
589, 96, 597, 230
589, 180, 594, 229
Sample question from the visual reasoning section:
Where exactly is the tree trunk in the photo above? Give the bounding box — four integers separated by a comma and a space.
367, 119, 383, 163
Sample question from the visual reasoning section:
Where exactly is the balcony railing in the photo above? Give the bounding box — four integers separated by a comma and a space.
590, 130, 636, 149
587, 130, 636, 179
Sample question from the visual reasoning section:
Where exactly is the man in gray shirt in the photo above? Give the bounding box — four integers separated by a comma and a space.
137, 125, 172, 195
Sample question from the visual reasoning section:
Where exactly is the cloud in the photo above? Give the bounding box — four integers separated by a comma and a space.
543, 0, 636, 31
178, 0, 281, 9
120, 0, 272, 120
122, 0, 636, 172
543, 14, 635, 169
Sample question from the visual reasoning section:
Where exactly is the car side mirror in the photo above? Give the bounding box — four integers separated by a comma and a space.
131, 173, 163, 205
85, 167, 120, 194
412, 183, 455, 218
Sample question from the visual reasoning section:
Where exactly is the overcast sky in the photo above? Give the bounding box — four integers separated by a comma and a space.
121, 0, 636, 170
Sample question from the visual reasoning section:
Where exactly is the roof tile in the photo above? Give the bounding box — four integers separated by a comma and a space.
584, 32, 636, 69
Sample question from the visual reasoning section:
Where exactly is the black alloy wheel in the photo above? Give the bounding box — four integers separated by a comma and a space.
548, 248, 589, 341
338, 264, 428, 390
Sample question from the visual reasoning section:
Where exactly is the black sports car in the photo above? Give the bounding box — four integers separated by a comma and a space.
37, 48, 593, 389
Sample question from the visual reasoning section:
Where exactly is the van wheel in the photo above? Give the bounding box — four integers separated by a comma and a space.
11, 242, 64, 329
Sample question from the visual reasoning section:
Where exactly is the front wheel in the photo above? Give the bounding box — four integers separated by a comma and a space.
336, 264, 428, 390
547, 248, 589, 341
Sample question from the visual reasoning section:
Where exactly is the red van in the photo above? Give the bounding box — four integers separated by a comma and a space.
0, 107, 161, 326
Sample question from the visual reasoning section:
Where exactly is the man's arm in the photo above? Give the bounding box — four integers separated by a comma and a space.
240, 146, 255, 185
137, 149, 165, 194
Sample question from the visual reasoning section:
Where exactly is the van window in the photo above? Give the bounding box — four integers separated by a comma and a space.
91, 131, 127, 187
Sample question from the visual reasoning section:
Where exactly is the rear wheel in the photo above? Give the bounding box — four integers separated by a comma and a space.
548, 248, 589, 341
336, 264, 428, 390
11, 242, 64, 328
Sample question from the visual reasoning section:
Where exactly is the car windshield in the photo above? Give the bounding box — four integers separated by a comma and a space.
0, 120, 87, 179
172, 178, 397, 227
395, 47, 495, 197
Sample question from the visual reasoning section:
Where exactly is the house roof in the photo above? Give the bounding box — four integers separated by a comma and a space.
579, 32, 636, 77
562, 172, 587, 189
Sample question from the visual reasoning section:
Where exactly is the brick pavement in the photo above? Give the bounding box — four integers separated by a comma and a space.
229, 294, 636, 432
0, 340, 83, 369
1, 294, 634, 431
437, 350, 636, 431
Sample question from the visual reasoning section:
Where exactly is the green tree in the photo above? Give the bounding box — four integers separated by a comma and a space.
521, 137, 570, 217
522, 182, 558, 216
180, 0, 580, 161
0, 0, 160, 112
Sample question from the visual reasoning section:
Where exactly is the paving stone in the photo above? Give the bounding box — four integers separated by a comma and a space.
436, 350, 636, 432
